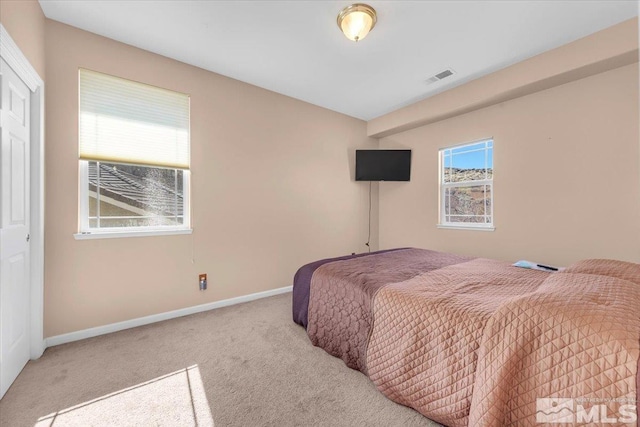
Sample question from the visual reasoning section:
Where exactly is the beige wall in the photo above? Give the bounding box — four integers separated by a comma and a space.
379, 62, 640, 266
0, 0, 46, 78
44, 20, 377, 337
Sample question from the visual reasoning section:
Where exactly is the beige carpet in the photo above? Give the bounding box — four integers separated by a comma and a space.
34, 366, 214, 427
0, 293, 440, 427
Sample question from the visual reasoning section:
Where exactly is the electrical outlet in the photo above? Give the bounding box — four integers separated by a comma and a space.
199, 274, 207, 291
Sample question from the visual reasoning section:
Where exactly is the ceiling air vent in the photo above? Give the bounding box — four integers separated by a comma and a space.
425, 68, 455, 85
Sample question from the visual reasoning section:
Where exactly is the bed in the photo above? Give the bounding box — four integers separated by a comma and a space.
292, 248, 640, 427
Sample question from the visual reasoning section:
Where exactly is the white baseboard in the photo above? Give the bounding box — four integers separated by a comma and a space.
45, 286, 293, 348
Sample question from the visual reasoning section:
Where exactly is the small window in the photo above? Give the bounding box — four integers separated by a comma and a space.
78, 69, 190, 236
439, 139, 493, 229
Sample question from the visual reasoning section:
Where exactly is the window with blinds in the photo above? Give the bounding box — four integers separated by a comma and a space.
78, 69, 191, 235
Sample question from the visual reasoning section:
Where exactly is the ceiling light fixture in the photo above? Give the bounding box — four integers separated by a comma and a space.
337, 3, 377, 42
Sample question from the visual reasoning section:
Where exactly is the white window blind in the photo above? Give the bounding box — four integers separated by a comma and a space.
79, 69, 190, 169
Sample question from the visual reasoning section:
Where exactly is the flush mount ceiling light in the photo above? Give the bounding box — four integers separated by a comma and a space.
337, 3, 377, 42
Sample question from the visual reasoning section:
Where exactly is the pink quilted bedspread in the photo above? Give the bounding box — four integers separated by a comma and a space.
307, 248, 471, 373
308, 253, 640, 427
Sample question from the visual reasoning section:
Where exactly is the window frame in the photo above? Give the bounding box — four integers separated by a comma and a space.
76, 161, 191, 239
438, 138, 494, 231
75, 69, 191, 239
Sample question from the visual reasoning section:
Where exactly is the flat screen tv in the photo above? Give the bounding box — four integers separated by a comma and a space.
355, 149, 411, 181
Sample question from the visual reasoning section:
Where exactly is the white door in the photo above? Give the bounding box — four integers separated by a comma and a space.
0, 57, 31, 399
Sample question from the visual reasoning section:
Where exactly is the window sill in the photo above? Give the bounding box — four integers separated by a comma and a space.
437, 224, 495, 232
74, 228, 193, 240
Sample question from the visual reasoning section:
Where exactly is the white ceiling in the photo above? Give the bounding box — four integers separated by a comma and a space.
39, 1, 638, 121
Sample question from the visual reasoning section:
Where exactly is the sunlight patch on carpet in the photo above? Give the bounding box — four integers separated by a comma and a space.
35, 365, 214, 426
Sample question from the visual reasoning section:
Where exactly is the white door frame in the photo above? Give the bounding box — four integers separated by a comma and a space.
0, 24, 45, 359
